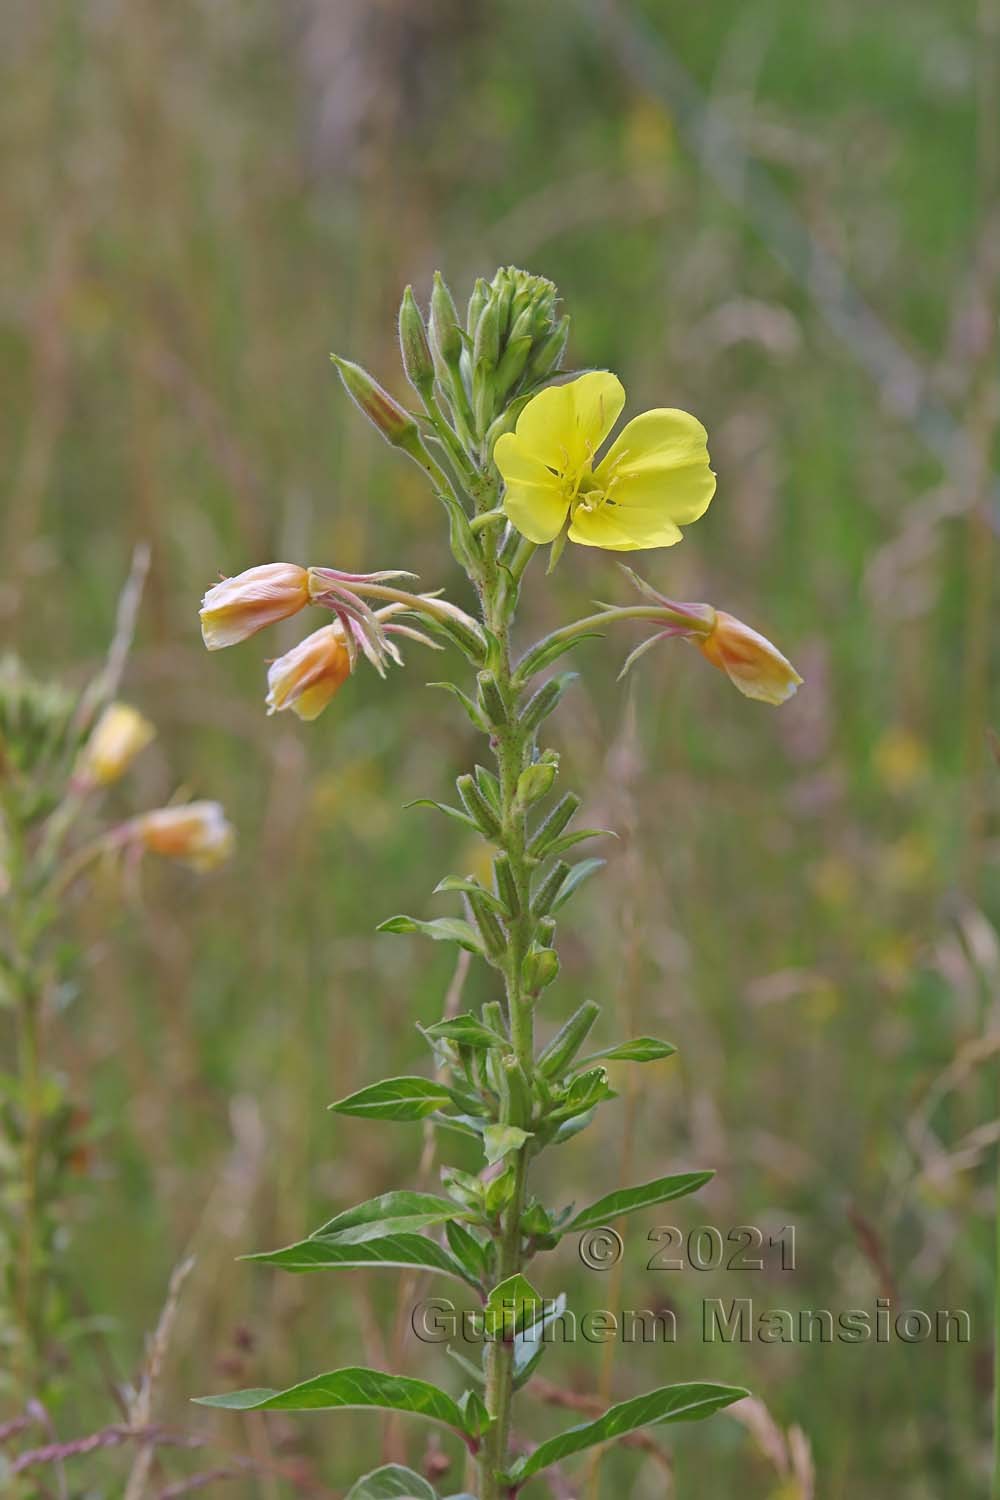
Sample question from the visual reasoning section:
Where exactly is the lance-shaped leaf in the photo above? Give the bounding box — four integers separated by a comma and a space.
377, 915, 485, 956
404, 798, 480, 833
513, 1293, 568, 1389
313, 1191, 465, 1241
432, 876, 507, 915
423, 1013, 508, 1050
503, 1381, 748, 1482
329, 1076, 477, 1122
346, 1466, 437, 1500
195, 1367, 472, 1437
550, 858, 606, 913
564, 1171, 713, 1234
245, 1232, 478, 1288
574, 1037, 677, 1069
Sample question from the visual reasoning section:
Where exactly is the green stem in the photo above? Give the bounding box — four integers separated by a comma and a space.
477, 531, 536, 1500
514, 603, 714, 685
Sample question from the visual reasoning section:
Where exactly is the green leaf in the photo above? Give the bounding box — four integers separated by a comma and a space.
549, 1067, 615, 1123
195, 1367, 471, 1435
329, 1077, 470, 1122
516, 630, 605, 682
457, 1388, 491, 1438
427, 681, 489, 734
564, 1171, 714, 1233
483, 1123, 532, 1165
246, 1232, 477, 1287
550, 858, 606, 912
504, 1381, 749, 1482
312, 1191, 464, 1242
574, 1037, 677, 1068
431, 878, 507, 916
404, 799, 479, 833
547, 1107, 597, 1146
377, 915, 485, 956
513, 1292, 567, 1389
445, 1219, 491, 1283
484, 1274, 544, 1339
424, 1012, 507, 1050
543, 828, 616, 859
346, 1465, 437, 1500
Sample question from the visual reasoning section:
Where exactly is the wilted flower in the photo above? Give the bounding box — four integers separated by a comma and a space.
266, 624, 354, 721
494, 371, 715, 551
76, 703, 155, 788
200, 564, 309, 650
694, 611, 803, 705
131, 802, 234, 869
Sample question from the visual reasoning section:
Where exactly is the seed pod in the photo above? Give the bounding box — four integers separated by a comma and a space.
502, 1053, 533, 1129
398, 285, 434, 395
493, 853, 520, 918
469, 890, 507, 960
528, 792, 581, 858
456, 772, 501, 839
520, 676, 573, 738
537, 999, 601, 1079
530, 860, 570, 919
477, 670, 508, 729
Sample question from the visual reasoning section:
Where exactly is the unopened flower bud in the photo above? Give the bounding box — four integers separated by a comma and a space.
200, 564, 309, 651
537, 999, 600, 1078
526, 315, 570, 383
476, 670, 508, 729
332, 355, 425, 458
266, 624, 353, 722
399, 285, 434, 395
429, 271, 463, 370
516, 761, 557, 809
530, 859, 570, 919
76, 703, 154, 788
522, 946, 560, 995
132, 802, 234, 870
695, 611, 802, 706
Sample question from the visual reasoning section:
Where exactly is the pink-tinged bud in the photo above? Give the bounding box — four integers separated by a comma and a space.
76, 703, 155, 788
695, 611, 802, 705
266, 624, 353, 722
200, 564, 309, 651
132, 802, 234, 869
331, 355, 426, 458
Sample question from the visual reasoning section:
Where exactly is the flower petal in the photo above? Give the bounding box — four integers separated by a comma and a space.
568, 505, 683, 551
596, 408, 716, 526
512, 372, 625, 471
494, 433, 569, 544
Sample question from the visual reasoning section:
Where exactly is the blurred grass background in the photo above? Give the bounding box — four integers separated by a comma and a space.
2, 0, 999, 1494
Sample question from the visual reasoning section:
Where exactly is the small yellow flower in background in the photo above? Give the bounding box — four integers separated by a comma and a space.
493, 370, 715, 551
266, 623, 353, 721
694, 611, 802, 705
200, 563, 309, 650
132, 802, 234, 869
76, 703, 154, 787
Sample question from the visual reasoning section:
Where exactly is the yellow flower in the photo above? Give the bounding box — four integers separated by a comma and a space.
695, 611, 802, 705
133, 802, 234, 869
266, 623, 353, 721
200, 564, 309, 650
76, 703, 154, 787
493, 371, 715, 551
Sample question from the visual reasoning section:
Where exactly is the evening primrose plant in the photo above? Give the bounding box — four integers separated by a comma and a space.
196, 267, 801, 1498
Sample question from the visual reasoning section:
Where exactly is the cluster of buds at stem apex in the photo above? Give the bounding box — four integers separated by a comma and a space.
618, 567, 802, 706
126, 801, 234, 870
464, 267, 568, 441
199, 562, 462, 722
74, 703, 155, 789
